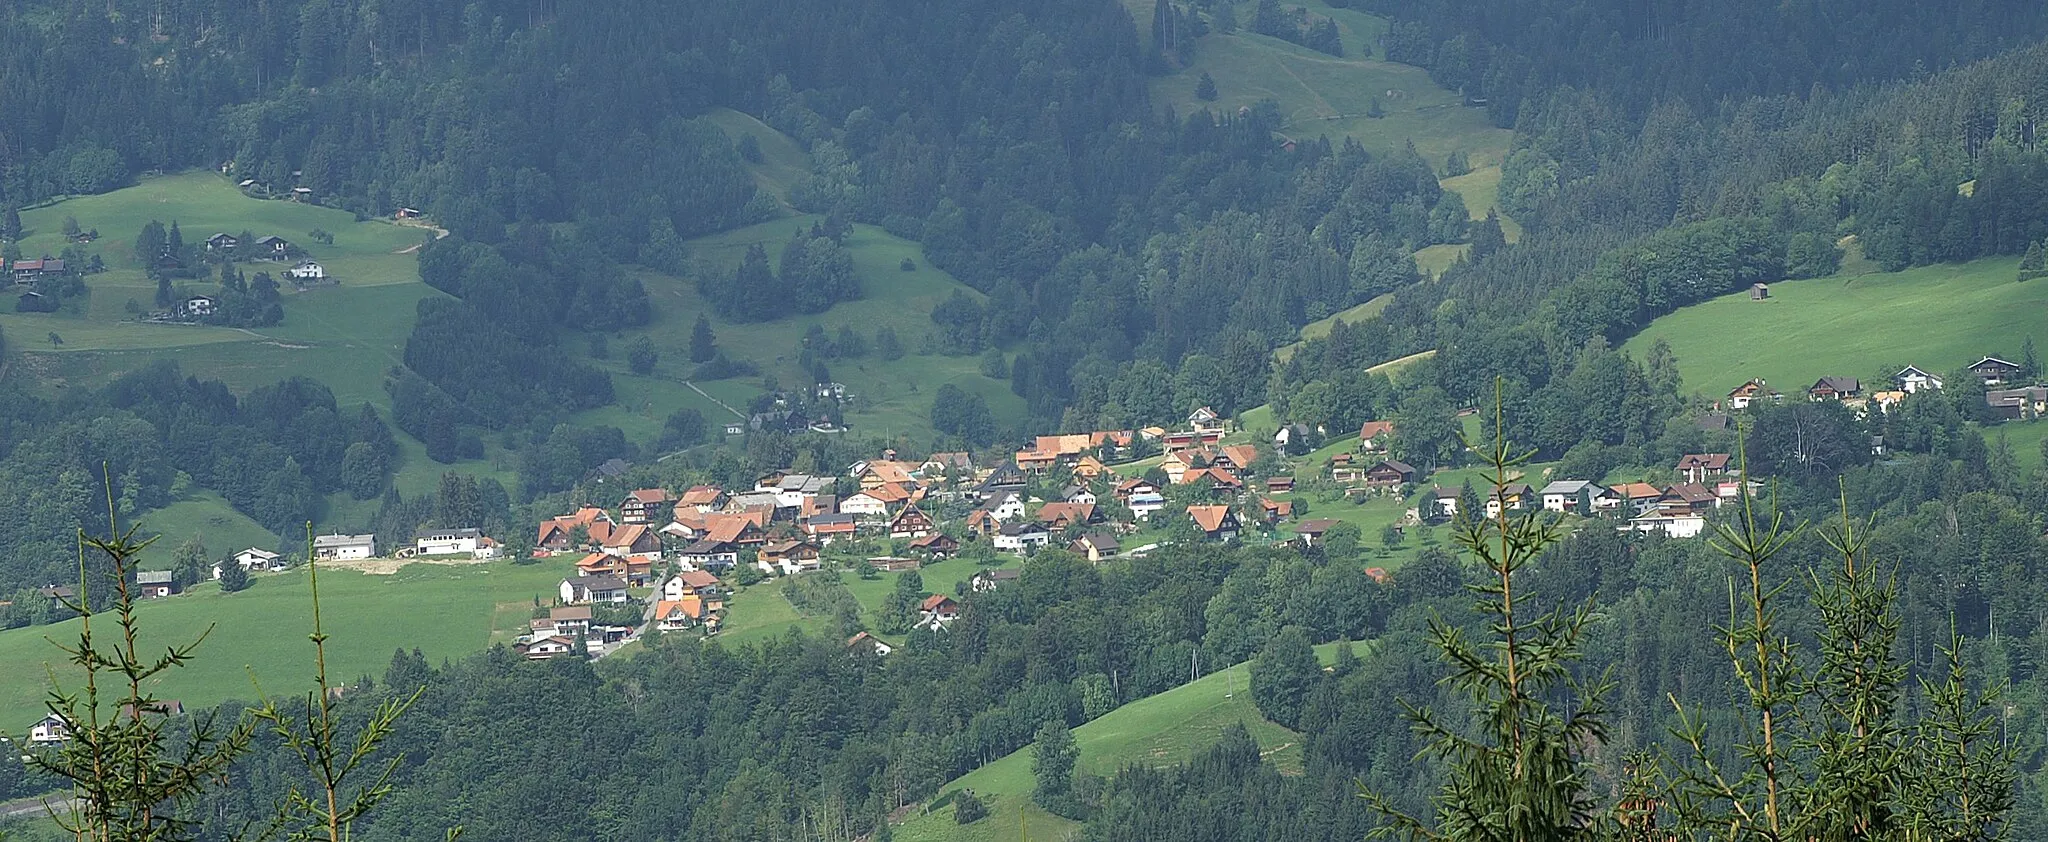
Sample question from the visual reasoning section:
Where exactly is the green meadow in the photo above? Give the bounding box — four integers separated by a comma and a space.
603, 215, 1024, 440
715, 555, 1022, 649
893, 642, 1350, 842
1625, 256, 2048, 399
0, 557, 574, 734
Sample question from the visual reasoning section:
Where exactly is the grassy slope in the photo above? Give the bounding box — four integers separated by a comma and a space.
716, 555, 1023, 649
607, 215, 1023, 440
701, 107, 811, 208
895, 642, 1349, 842
1624, 257, 2048, 399
3, 172, 525, 550
0, 557, 574, 732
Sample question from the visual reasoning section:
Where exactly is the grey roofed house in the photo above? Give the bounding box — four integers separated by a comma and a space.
594, 458, 631, 480
682, 539, 733, 555
808, 513, 856, 529
731, 490, 781, 509
136, 571, 175, 586
998, 521, 1047, 536
778, 475, 832, 494
1540, 480, 1593, 496
418, 527, 483, 540
1696, 412, 1731, 432
1074, 532, 1120, 552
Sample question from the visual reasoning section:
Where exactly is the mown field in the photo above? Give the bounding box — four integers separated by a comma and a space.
0, 557, 574, 734
1624, 256, 2047, 400
893, 642, 1350, 842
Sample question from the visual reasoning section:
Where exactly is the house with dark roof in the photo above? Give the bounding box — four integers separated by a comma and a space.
1362, 460, 1416, 489
1294, 518, 1341, 547
908, 532, 960, 558
1969, 356, 2023, 386
620, 488, 676, 524
1071, 532, 1121, 562
1675, 453, 1732, 484
136, 570, 178, 599
1808, 377, 1861, 401
558, 575, 629, 605
1894, 366, 1943, 393
970, 568, 1023, 592
993, 522, 1051, 553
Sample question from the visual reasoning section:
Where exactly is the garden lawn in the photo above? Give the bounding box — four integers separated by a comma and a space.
0, 557, 575, 732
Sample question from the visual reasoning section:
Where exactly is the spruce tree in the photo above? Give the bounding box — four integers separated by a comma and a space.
218, 558, 250, 593
690, 314, 717, 362
1, 206, 20, 241
1195, 71, 1218, 101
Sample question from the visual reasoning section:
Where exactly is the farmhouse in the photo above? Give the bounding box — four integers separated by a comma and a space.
537, 507, 616, 551
758, 540, 822, 576
312, 534, 376, 560
970, 568, 1023, 593
1294, 518, 1340, 547
286, 260, 326, 281
620, 488, 675, 524
1726, 379, 1779, 410
29, 714, 71, 745
1034, 502, 1100, 530
1894, 366, 1943, 393
888, 505, 938, 539
847, 631, 893, 656
11, 258, 65, 282
917, 595, 962, 631
1987, 386, 2048, 420
1357, 420, 1396, 452
908, 532, 960, 558
1675, 453, 1732, 484
1486, 483, 1533, 518
135, 570, 178, 599
415, 528, 489, 557
254, 236, 292, 258
676, 485, 727, 514
182, 295, 217, 318
231, 547, 286, 573
205, 233, 240, 252
1968, 356, 2023, 386
1187, 505, 1241, 542
1362, 460, 1416, 489
1807, 377, 1861, 401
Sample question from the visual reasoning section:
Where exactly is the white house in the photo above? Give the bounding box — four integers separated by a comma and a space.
1895, 366, 1943, 394
182, 296, 217, 318
1623, 512, 1707, 539
1128, 492, 1165, 520
559, 575, 629, 605
415, 528, 485, 557
986, 492, 1028, 522
522, 636, 577, 660
993, 522, 1051, 553
1058, 486, 1097, 506
839, 491, 892, 520
312, 534, 376, 560
286, 260, 326, 281
29, 713, 71, 745
214, 547, 286, 579
1540, 481, 1593, 513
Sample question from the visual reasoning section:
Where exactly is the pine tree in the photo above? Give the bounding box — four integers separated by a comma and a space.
690, 314, 717, 362
1, 206, 20, 241
2022, 335, 2039, 380
1195, 71, 1218, 101
2020, 240, 2046, 280
218, 558, 250, 593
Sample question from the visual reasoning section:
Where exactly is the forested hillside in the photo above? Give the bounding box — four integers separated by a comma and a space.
5, 0, 2048, 838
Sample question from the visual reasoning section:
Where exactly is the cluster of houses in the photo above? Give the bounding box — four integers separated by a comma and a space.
513, 408, 1300, 658
1723, 358, 2040, 420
